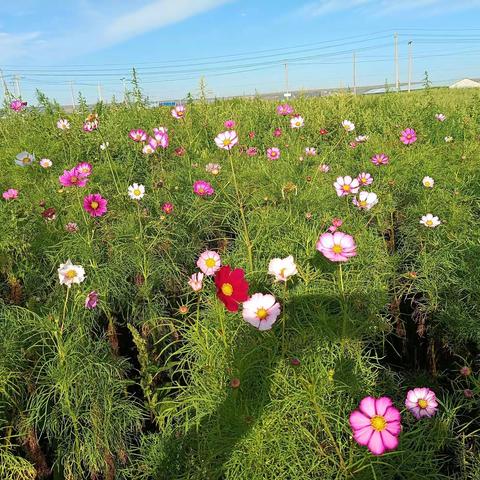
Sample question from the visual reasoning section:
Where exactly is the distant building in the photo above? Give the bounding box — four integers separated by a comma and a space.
449, 78, 480, 89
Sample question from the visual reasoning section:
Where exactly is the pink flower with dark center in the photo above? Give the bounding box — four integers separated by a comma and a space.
59, 167, 88, 187
224, 119, 236, 129
400, 128, 417, 145
276, 104, 294, 116
83, 193, 108, 217
267, 147, 280, 160
333, 176, 359, 196
273, 127, 282, 137
2, 189, 18, 200
405, 388, 438, 419
316, 231, 357, 262
85, 291, 98, 309
371, 153, 389, 166
305, 147, 317, 156
76, 162, 92, 177
129, 129, 147, 142
193, 180, 214, 197
10, 99, 27, 112
349, 396, 401, 456
246, 147, 258, 157
357, 172, 373, 186
162, 202, 174, 214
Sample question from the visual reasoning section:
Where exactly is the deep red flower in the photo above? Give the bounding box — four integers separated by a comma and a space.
214, 265, 249, 312
319, 129, 328, 135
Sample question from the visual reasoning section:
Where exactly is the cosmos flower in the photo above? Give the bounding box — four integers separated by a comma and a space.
444, 136, 453, 143
214, 265, 249, 312
214, 130, 238, 150
153, 127, 169, 148
40, 158, 53, 168
333, 176, 360, 196
371, 153, 389, 166
175, 146, 186, 156
319, 128, 328, 135
193, 180, 214, 196
65, 222, 79, 233
83, 193, 108, 217
349, 396, 401, 456
355, 135, 369, 143
57, 119, 71, 130
316, 231, 357, 262
248, 131, 255, 138
246, 147, 258, 157
224, 119, 236, 129
268, 255, 298, 282
2, 189, 18, 200
349, 141, 358, 149
328, 217, 343, 233
273, 127, 282, 137
188, 272, 204, 292
100, 142, 109, 150
357, 172, 373, 186
420, 214, 441, 228
267, 147, 280, 160
142, 141, 156, 155
400, 128, 417, 145
10, 99, 27, 112
59, 167, 88, 187
128, 183, 145, 200
318, 164, 330, 173
129, 129, 147, 142
171, 104, 186, 119
162, 202, 174, 214
405, 388, 438, 419
342, 120, 355, 132
305, 147, 317, 156
197, 250, 221, 276
242, 293, 281, 331
205, 163, 221, 175
276, 103, 294, 116
83, 114, 99, 132
422, 176, 434, 188
353, 191, 378, 210
85, 291, 98, 309
42, 207, 56, 221
435, 113, 446, 122
15, 151, 35, 167
58, 260, 85, 287
76, 162, 92, 177
290, 115, 304, 129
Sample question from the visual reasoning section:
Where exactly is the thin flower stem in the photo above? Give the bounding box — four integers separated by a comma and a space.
282, 280, 288, 357
60, 286, 70, 333
98, 129, 121, 195
338, 263, 348, 339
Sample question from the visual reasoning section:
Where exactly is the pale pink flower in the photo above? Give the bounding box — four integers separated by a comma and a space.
40, 158, 53, 168
268, 256, 297, 282
305, 147, 317, 156
214, 130, 238, 150
405, 388, 438, 419
129, 129, 147, 142
371, 153, 389, 166
290, 115, 304, 129
341, 120, 355, 132
318, 164, 330, 173
205, 163, 221, 175
2, 189, 18, 200
171, 104, 186, 119
353, 191, 378, 210
57, 119, 70, 130
276, 104, 293, 116
333, 176, 359, 196
435, 113, 446, 122
316, 231, 357, 262
242, 293, 281, 331
357, 172, 373, 186
85, 291, 98, 309
328, 217, 343, 233
153, 127, 169, 148
188, 272, 204, 292
266, 147, 280, 160
197, 251, 221, 276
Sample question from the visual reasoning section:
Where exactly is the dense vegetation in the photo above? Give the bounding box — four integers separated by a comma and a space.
1, 86, 480, 479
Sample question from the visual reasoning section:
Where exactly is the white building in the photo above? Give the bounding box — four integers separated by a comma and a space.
449, 78, 480, 89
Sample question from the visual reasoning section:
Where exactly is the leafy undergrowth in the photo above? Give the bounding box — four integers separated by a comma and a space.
1, 87, 480, 479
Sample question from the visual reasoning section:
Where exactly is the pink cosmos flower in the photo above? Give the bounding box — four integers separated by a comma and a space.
85, 291, 98, 309
435, 113, 446, 122
371, 153, 389, 166
316, 231, 357, 262
142, 139, 157, 155
76, 162, 92, 177
349, 141, 358, 149
333, 176, 360, 196
175, 146, 186, 156
10, 99, 27, 112
193, 180, 214, 196
267, 147, 280, 160
162, 202, 174, 214
349, 396, 402, 456
273, 127, 282, 137
197, 250, 221, 276
400, 128, 417, 145
188, 272, 204, 292
65, 222, 79, 233
318, 164, 330, 173
2, 189, 18, 200
214, 130, 238, 150
328, 217, 343, 233
357, 172, 373, 186
83, 193, 108, 217
153, 127, 169, 148
305, 147, 317, 156
171, 104, 186, 119
405, 388, 438, 419
129, 129, 147, 142
59, 167, 88, 188
83, 119, 98, 132
246, 147, 258, 157
276, 104, 293, 116
248, 131, 255, 139
242, 293, 281, 331
224, 119, 236, 129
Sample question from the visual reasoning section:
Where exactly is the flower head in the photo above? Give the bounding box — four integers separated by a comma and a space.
171, 104, 186, 119
242, 293, 281, 331
128, 183, 145, 200
162, 202, 174, 214
100, 142, 109, 150
316, 231, 357, 262
188, 272, 204, 292
435, 113, 446, 122
400, 128, 417, 145
175, 146, 186, 156
422, 176, 434, 188
405, 388, 438, 419
197, 250, 221, 276
214, 265, 249, 312
15, 151, 35, 167
58, 260, 85, 287
57, 119, 70, 130
83, 193, 108, 217
318, 164, 330, 173
420, 214, 441, 228
85, 291, 98, 309
214, 130, 238, 150
40, 158, 53, 168
444, 136, 453, 143
353, 191, 378, 210
153, 127, 169, 148
246, 147, 258, 157
193, 180, 214, 196
290, 115, 304, 129
267, 147, 280, 160
334, 176, 360, 196
65, 222, 79, 233
59, 167, 88, 187
305, 147, 317, 156
76, 162, 92, 177
319, 128, 328, 135
224, 119, 236, 129
10, 99, 27, 112
371, 153, 389, 166
349, 396, 401, 456
129, 128, 147, 142
342, 120, 355, 132
268, 255, 297, 282
2, 189, 18, 200
205, 163, 221, 175
355, 135, 369, 143
83, 114, 99, 132
276, 103, 293, 116
273, 127, 282, 137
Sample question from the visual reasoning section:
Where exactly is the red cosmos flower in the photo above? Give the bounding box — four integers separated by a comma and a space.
319, 129, 328, 135
214, 265, 249, 312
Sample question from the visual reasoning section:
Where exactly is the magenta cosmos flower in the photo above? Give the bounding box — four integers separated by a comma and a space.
405, 388, 438, 419
400, 128, 417, 145
316, 231, 357, 262
85, 291, 98, 309
357, 172, 373, 186
276, 103, 293, 116
371, 153, 389, 166
267, 147, 280, 160
349, 396, 402, 456
10, 99, 27, 112
83, 194, 108, 217
224, 119, 235, 129
333, 176, 359, 196
246, 147, 258, 157
171, 104, 186, 119
153, 127, 169, 148
59, 167, 88, 187
193, 180, 214, 197
129, 129, 147, 142
273, 127, 282, 137
214, 130, 238, 150
3, 189, 18, 200
162, 202, 174, 214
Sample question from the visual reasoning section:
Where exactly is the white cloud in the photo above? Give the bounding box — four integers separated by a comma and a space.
0, 32, 44, 63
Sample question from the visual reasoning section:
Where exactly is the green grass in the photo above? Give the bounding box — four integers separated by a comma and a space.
1, 87, 480, 479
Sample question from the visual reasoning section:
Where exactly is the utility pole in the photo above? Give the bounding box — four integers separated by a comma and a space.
353, 52, 357, 96
70, 81, 76, 110
283, 62, 291, 98
408, 41, 413, 93
14, 75, 21, 97
394, 32, 399, 92
121, 77, 128, 104
0, 69, 9, 99
97, 82, 103, 102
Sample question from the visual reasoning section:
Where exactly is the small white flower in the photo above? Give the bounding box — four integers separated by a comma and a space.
15, 151, 35, 167
290, 115, 304, 129
40, 158, 53, 168
58, 260, 85, 287
342, 120, 355, 132
188, 272, 204, 292
242, 293, 281, 331
422, 176, 434, 188
444, 136, 453, 143
205, 163, 221, 175
57, 118, 70, 130
435, 113, 446, 122
100, 142, 109, 150
355, 135, 369, 143
353, 191, 378, 210
268, 255, 298, 282
420, 214, 441, 228
128, 183, 145, 200
214, 130, 238, 150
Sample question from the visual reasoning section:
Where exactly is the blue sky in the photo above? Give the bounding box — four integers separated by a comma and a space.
1, 0, 480, 104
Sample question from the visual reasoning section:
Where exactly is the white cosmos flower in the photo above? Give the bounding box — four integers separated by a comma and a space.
100, 142, 109, 150
333, 175, 360, 196
355, 134, 369, 143
57, 118, 70, 130
444, 136, 453, 143
342, 120, 355, 132
420, 214, 441, 228
242, 293, 281, 331
214, 130, 238, 150
15, 151, 35, 167
268, 255, 298, 282
422, 176, 434, 188
353, 191, 378, 210
58, 260, 85, 287
128, 183, 145, 200
290, 115, 304, 128
40, 158, 53, 168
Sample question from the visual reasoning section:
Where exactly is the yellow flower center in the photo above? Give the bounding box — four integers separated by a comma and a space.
295, 121, 301, 126
424, 182, 431, 187
370, 415, 387, 432
22, 157, 31, 164
221, 283, 233, 296
332, 244, 343, 254
71, 176, 78, 183
133, 189, 141, 196
407, 134, 412, 139
256, 308, 268, 320
426, 220, 433, 226
223, 139, 231, 146
65, 269, 77, 279
205, 258, 216, 268
343, 185, 351, 191
90, 201, 99, 209
418, 399, 428, 409
359, 200, 367, 207
279, 267, 286, 278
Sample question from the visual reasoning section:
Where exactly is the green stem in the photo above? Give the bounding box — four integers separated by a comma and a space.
60, 287, 70, 333
338, 264, 347, 339
98, 129, 121, 195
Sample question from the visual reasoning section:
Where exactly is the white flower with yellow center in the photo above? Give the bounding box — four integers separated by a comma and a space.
15, 151, 35, 167
342, 120, 355, 132
197, 250, 221, 276
420, 214, 441, 228
422, 176, 434, 188
128, 183, 145, 200
242, 293, 281, 331
290, 115, 304, 129
268, 255, 298, 282
353, 191, 378, 210
58, 260, 85, 287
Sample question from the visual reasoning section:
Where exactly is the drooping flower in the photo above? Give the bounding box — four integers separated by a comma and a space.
214, 130, 238, 150
85, 291, 98, 309
305, 147, 317, 156
76, 162, 92, 177
153, 127, 169, 148
162, 202, 174, 214
268, 255, 298, 282
316, 231, 357, 262
276, 103, 294, 116
214, 265, 249, 312
205, 163, 221, 175
355, 135, 369, 143
242, 293, 281, 331
328, 217, 343, 233
342, 120, 355, 132
246, 147, 258, 157
128, 183, 145, 200
422, 176, 434, 188
57, 118, 71, 130
349, 396, 401, 456
83, 193, 108, 217
420, 214, 441, 228
188, 272, 204, 292
193, 180, 214, 196
318, 164, 330, 173
273, 127, 282, 137
290, 115, 304, 129
129, 129, 147, 142
40, 158, 53, 168
333, 176, 360, 196
15, 151, 35, 167
2, 189, 18, 200
357, 172, 373, 186
58, 260, 86, 287
59, 167, 88, 187
405, 388, 438, 419
435, 113, 446, 122
197, 250, 221, 276
42, 207, 56, 221
371, 153, 389, 166
171, 104, 186, 119
353, 191, 378, 210
400, 128, 417, 145
10, 99, 27, 112
267, 147, 280, 160
224, 119, 236, 129
65, 222, 79, 233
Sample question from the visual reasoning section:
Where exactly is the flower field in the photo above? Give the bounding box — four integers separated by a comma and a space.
1, 87, 480, 479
